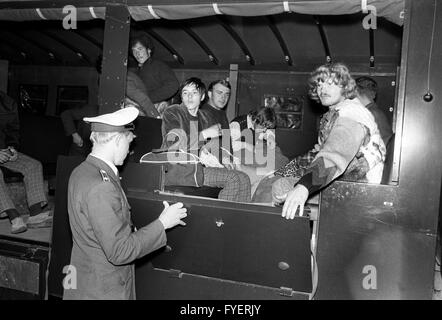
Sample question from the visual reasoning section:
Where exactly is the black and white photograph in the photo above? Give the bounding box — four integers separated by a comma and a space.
0, 0, 440, 307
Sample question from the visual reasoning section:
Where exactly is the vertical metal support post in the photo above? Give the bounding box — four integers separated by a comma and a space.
227, 64, 239, 121
98, 4, 130, 114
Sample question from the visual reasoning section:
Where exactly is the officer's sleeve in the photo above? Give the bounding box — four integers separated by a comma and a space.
85, 182, 167, 266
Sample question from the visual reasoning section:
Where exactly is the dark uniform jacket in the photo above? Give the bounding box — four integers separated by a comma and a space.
64, 155, 166, 300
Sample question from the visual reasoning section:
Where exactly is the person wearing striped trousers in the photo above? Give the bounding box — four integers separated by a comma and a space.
0, 91, 52, 233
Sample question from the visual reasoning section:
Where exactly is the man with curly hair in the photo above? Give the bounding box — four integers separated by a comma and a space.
254, 63, 386, 219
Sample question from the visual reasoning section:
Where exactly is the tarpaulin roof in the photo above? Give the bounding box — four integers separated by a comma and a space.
0, 0, 405, 25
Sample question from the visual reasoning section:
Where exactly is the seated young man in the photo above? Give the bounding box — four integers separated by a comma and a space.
0, 91, 53, 233
161, 77, 251, 203
254, 63, 386, 217
199, 79, 231, 131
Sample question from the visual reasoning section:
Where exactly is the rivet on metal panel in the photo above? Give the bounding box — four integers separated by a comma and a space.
215, 219, 224, 227
279, 286, 294, 297
278, 261, 290, 271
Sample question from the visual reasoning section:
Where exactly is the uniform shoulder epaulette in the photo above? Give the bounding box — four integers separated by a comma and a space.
99, 169, 110, 182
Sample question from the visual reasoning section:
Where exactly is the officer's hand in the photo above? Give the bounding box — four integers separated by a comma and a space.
72, 133, 83, 147
158, 201, 187, 230
0, 150, 10, 164
281, 184, 309, 219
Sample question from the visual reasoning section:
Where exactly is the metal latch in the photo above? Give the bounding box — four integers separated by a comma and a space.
278, 286, 294, 297
168, 269, 183, 279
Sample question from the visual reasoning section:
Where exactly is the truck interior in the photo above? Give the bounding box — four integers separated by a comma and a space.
0, 0, 441, 300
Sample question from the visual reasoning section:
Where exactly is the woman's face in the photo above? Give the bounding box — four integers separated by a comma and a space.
317, 77, 345, 107
132, 42, 151, 65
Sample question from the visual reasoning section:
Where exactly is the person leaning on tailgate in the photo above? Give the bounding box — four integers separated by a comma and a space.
63, 106, 187, 300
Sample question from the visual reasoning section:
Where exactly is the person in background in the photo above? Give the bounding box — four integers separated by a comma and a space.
126, 70, 160, 118
356, 76, 393, 147
200, 79, 231, 131
0, 90, 53, 233
64, 106, 187, 300
230, 107, 277, 153
61, 104, 98, 157
61, 56, 161, 157
129, 33, 179, 114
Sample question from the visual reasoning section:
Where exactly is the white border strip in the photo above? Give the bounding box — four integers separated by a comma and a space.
212, 3, 222, 15
283, 1, 291, 12
36, 8, 47, 20
89, 7, 97, 19
148, 5, 161, 19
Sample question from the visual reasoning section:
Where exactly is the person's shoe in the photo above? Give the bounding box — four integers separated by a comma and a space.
27, 210, 53, 228
11, 217, 27, 234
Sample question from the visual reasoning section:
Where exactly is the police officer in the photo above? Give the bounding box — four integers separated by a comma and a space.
63, 106, 187, 300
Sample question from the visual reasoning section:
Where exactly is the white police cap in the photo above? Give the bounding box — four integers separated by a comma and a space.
84, 106, 139, 132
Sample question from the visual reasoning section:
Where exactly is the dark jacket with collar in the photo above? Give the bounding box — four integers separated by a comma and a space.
64, 155, 167, 300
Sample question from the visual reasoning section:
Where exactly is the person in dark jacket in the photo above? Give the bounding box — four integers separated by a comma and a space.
125, 70, 161, 118
200, 79, 231, 131
161, 78, 251, 202
0, 91, 53, 233
129, 33, 179, 113
356, 76, 393, 147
